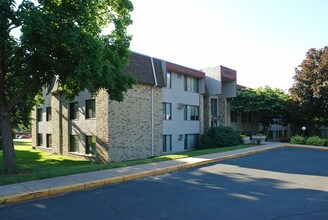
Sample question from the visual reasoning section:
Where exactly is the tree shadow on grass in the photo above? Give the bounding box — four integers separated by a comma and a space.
0, 141, 95, 185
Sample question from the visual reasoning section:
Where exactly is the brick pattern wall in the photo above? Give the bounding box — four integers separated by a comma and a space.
95, 89, 109, 162
218, 98, 231, 126
203, 95, 211, 132
51, 94, 60, 154
199, 94, 205, 134
108, 84, 162, 162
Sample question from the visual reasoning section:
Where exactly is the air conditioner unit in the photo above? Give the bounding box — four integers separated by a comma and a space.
178, 134, 184, 140
177, 103, 185, 109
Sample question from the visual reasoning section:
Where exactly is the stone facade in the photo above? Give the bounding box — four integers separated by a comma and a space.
218, 98, 230, 126
199, 95, 205, 134
108, 84, 162, 162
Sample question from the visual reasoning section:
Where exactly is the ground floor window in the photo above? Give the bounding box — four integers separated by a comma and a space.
69, 135, 79, 152
37, 133, 43, 146
184, 134, 199, 150
46, 134, 52, 148
163, 135, 172, 152
86, 136, 96, 156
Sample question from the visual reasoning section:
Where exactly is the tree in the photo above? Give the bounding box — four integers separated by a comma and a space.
0, 0, 135, 173
231, 86, 289, 135
290, 47, 328, 135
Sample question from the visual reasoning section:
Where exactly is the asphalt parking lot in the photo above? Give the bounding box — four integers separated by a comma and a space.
1, 147, 328, 220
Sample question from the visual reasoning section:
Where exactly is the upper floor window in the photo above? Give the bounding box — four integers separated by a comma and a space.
184, 105, 199, 121
85, 99, 96, 119
46, 107, 52, 121
37, 108, 42, 122
211, 98, 218, 117
184, 76, 198, 93
69, 102, 79, 120
166, 72, 172, 88
163, 102, 172, 120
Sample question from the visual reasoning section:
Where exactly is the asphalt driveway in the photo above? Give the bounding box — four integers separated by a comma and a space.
1, 147, 328, 219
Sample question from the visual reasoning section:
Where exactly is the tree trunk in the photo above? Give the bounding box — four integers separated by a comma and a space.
0, 115, 17, 174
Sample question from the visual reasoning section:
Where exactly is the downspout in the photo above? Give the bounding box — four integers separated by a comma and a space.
150, 57, 158, 157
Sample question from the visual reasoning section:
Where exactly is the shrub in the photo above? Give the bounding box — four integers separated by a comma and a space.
197, 127, 242, 149
305, 136, 326, 146
290, 135, 306, 144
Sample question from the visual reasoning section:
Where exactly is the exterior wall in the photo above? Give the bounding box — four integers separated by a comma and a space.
218, 98, 230, 126
33, 88, 110, 162
67, 90, 96, 157
203, 95, 210, 132
108, 84, 162, 162
230, 116, 257, 135
230, 114, 290, 141
163, 72, 202, 153
95, 90, 110, 162
51, 93, 60, 154
33, 87, 52, 151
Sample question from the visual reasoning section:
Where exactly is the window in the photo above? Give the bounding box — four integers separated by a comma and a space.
211, 98, 218, 117
163, 102, 172, 120
85, 99, 96, 119
86, 136, 96, 156
166, 72, 172, 88
37, 108, 42, 122
184, 76, 198, 93
184, 105, 199, 121
69, 135, 79, 152
46, 134, 52, 148
163, 135, 172, 152
231, 111, 237, 123
69, 102, 79, 120
37, 133, 43, 146
184, 134, 199, 150
46, 107, 52, 121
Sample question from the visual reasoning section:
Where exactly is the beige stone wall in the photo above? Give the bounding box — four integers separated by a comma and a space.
218, 98, 231, 126
203, 96, 211, 132
108, 84, 162, 162
51, 93, 60, 154
199, 94, 205, 134
95, 89, 109, 162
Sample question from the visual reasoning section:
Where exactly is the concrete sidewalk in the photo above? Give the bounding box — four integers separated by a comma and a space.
1, 142, 320, 205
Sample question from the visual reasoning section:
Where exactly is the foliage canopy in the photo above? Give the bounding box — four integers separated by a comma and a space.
290, 47, 328, 132
231, 86, 289, 134
0, 0, 135, 173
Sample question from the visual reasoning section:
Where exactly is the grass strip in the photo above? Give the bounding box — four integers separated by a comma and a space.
0, 140, 251, 186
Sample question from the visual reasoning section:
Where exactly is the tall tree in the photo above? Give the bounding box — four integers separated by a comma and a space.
290, 47, 328, 135
0, 0, 135, 173
231, 86, 289, 135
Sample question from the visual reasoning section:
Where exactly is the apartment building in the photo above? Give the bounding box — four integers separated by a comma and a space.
32, 52, 237, 162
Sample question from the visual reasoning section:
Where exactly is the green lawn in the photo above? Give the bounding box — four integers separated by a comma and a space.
0, 140, 250, 186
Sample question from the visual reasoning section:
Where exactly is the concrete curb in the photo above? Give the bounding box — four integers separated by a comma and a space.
3, 143, 323, 205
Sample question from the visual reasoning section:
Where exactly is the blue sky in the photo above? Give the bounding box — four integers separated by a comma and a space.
128, 0, 328, 90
